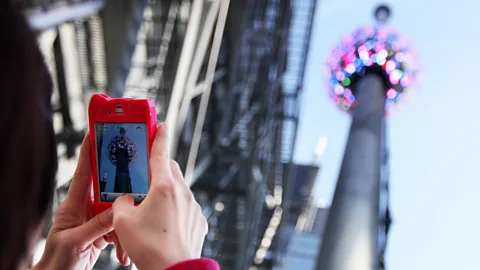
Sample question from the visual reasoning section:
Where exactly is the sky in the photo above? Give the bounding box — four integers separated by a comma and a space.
97, 123, 149, 194
293, 0, 480, 269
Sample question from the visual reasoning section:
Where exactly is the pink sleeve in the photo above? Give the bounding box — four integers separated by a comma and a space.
165, 258, 220, 270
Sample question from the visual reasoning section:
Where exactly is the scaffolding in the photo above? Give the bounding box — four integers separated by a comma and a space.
190, 0, 317, 269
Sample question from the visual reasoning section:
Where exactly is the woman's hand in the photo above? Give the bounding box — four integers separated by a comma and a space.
33, 136, 128, 270
112, 123, 209, 270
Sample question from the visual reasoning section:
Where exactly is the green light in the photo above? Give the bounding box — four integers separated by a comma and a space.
342, 78, 351, 86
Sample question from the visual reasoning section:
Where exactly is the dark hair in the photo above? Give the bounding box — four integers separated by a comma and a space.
0, 2, 58, 269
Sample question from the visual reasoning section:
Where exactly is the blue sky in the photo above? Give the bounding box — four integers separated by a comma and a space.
293, 0, 480, 269
97, 123, 149, 194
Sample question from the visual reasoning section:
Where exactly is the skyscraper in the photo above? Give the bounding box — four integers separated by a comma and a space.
282, 206, 329, 270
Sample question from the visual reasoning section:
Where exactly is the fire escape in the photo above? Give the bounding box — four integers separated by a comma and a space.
22, 0, 317, 269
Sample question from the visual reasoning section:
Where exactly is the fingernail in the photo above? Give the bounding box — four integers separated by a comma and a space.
123, 254, 130, 266
161, 122, 168, 131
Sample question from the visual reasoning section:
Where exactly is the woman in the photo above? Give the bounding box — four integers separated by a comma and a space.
0, 2, 219, 270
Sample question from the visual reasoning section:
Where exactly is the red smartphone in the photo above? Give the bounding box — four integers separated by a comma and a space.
88, 94, 157, 215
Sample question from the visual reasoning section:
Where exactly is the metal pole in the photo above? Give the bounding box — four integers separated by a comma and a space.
316, 73, 385, 270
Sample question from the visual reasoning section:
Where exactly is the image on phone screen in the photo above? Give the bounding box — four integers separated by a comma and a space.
95, 123, 149, 203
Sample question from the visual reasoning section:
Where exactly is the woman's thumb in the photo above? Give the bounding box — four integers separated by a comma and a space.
112, 194, 136, 226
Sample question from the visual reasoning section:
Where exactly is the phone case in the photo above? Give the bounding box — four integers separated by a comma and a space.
88, 94, 157, 215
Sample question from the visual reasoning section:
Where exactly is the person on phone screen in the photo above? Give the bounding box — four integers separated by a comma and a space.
0, 2, 219, 270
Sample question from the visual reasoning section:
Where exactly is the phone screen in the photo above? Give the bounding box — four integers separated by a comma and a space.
95, 123, 149, 203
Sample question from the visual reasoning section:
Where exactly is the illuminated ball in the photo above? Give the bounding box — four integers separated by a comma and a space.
326, 24, 420, 113
108, 135, 137, 165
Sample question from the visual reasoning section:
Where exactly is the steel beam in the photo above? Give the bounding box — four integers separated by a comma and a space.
168, 0, 222, 158
165, 0, 204, 152
27, 0, 104, 31
184, 0, 230, 186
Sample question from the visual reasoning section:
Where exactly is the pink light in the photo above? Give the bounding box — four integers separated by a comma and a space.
334, 84, 344, 95
386, 88, 397, 99
386, 60, 396, 72
378, 49, 388, 59
347, 46, 356, 54
389, 70, 403, 85
377, 30, 387, 41
358, 45, 368, 53
401, 74, 411, 87
344, 53, 356, 63
395, 52, 405, 62
344, 88, 352, 97
345, 95, 353, 104
375, 43, 385, 53
366, 57, 374, 66
359, 50, 370, 60
336, 71, 345, 81
346, 64, 355, 74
